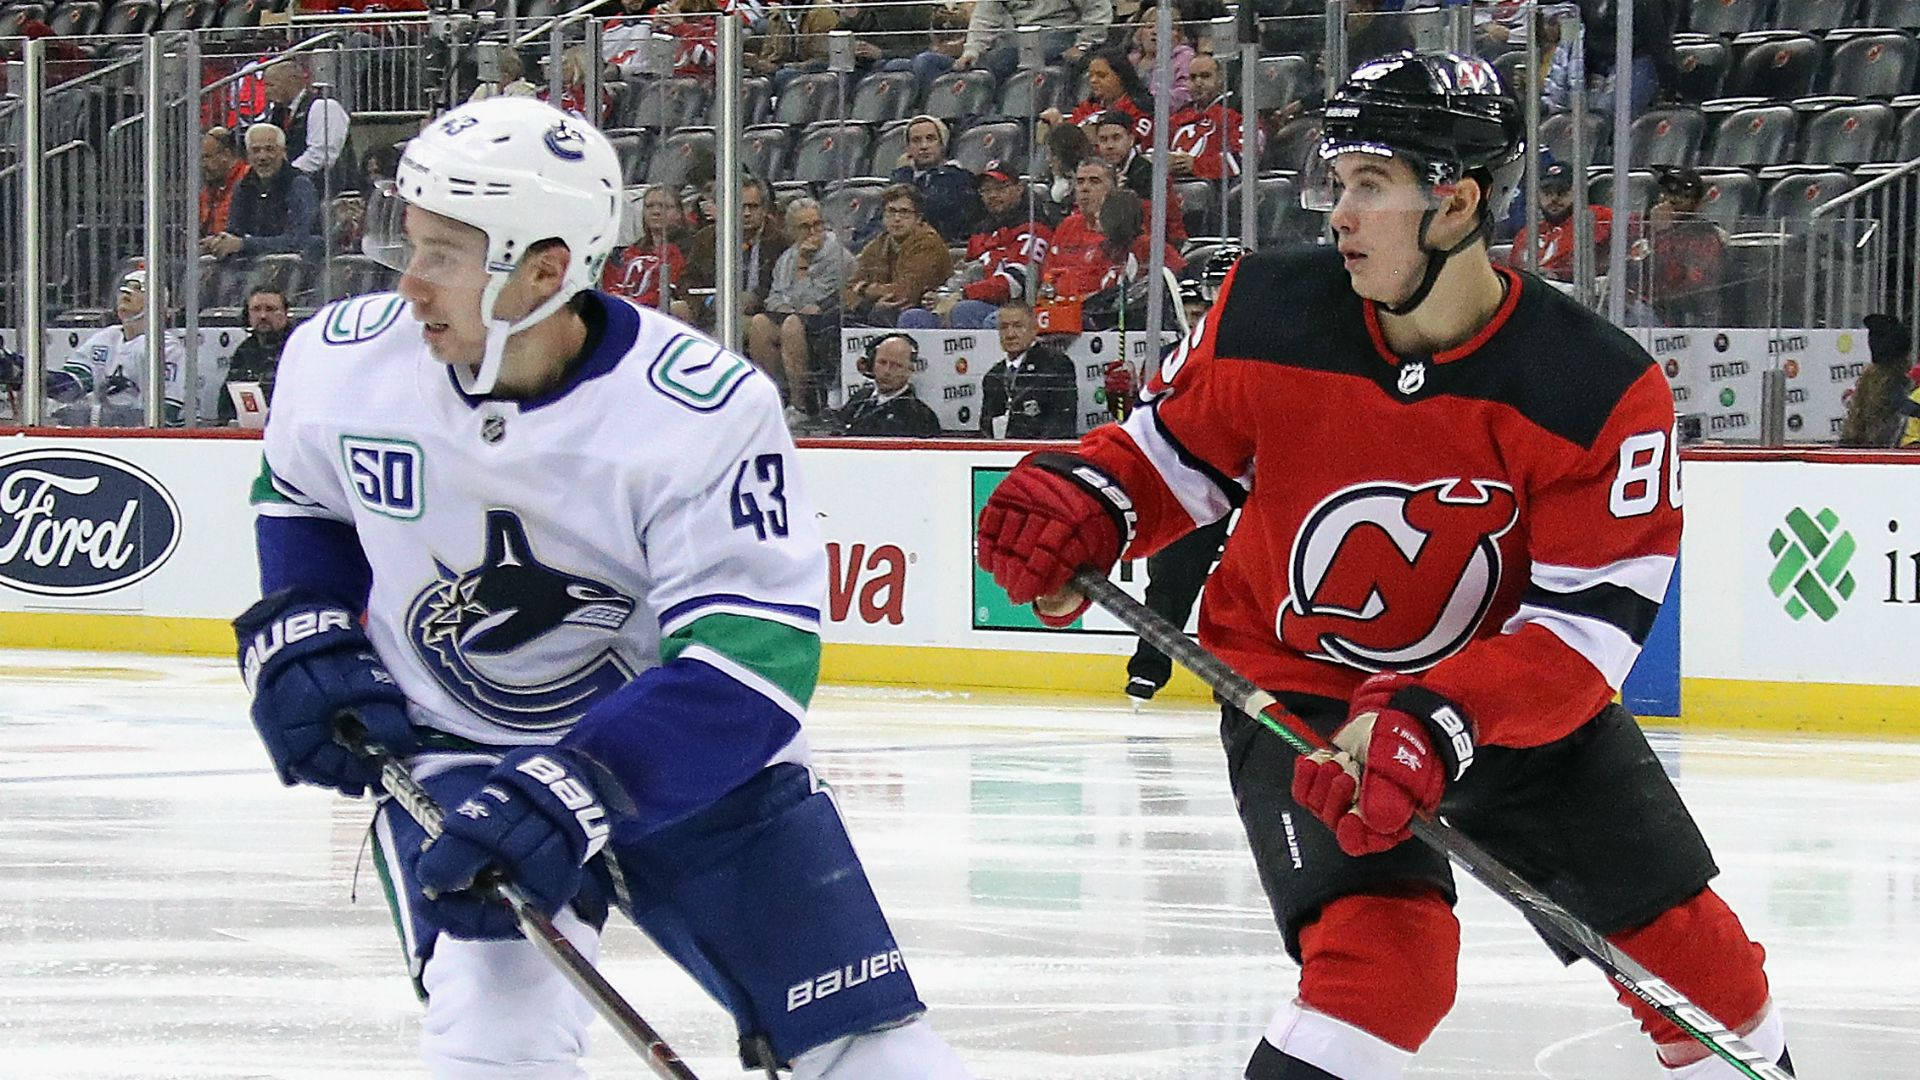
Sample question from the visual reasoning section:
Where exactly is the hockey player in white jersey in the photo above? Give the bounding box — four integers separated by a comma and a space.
52, 269, 188, 427
234, 97, 973, 1079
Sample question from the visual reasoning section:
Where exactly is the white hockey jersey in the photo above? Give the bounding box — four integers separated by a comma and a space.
56, 325, 189, 427
251, 291, 825, 822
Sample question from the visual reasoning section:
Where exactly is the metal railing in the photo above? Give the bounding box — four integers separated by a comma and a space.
1806, 156, 1920, 347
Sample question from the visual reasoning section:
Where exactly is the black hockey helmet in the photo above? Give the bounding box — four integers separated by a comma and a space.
1305, 50, 1527, 314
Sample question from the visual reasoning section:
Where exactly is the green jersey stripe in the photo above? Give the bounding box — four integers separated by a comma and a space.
661, 612, 819, 709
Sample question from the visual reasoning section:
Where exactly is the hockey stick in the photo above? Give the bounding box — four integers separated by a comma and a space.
333, 718, 704, 1080
1071, 569, 1794, 1080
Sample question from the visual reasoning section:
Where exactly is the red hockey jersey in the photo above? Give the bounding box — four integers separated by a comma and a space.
961, 213, 1054, 304
1078, 249, 1682, 749
1067, 96, 1154, 145
1169, 95, 1247, 180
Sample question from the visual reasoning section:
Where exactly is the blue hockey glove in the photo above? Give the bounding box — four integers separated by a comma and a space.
414, 747, 612, 940
234, 589, 415, 797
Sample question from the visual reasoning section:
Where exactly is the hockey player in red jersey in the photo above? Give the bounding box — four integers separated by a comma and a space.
976, 51, 1793, 1080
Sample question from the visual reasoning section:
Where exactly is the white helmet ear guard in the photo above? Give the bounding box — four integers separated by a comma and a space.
365, 97, 624, 394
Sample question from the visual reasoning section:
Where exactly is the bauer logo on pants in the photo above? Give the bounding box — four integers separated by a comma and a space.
0, 447, 181, 595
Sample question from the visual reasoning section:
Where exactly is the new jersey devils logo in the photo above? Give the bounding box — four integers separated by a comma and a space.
1280, 479, 1518, 672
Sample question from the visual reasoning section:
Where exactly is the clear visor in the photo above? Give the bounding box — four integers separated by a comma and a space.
1300, 144, 1447, 215
362, 180, 490, 286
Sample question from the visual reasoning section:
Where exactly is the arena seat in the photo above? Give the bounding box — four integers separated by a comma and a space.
740, 123, 791, 184
0, 4, 48, 37
1672, 39, 1733, 101
1863, 0, 1920, 30
215, 0, 263, 29
998, 65, 1070, 118
604, 128, 652, 185
1761, 168, 1856, 217
1705, 103, 1799, 167
1824, 32, 1918, 99
1630, 106, 1707, 167
1540, 112, 1612, 166
1588, 168, 1659, 215
646, 127, 715, 188
99, 0, 154, 35
1769, 0, 1860, 34
773, 72, 843, 128
48, 0, 102, 36
1798, 100, 1894, 164
1225, 174, 1302, 247
1262, 114, 1321, 173
625, 77, 710, 131
1728, 33, 1823, 99
1695, 168, 1764, 229
850, 70, 917, 125
922, 70, 996, 123
716, 76, 772, 127
950, 120, 1023, 176
791, 122, 872, 184
867, 117, 912, 175
1893, 96, 1920, 157
1692, 0, 1768, 36
820, 178, 888, 241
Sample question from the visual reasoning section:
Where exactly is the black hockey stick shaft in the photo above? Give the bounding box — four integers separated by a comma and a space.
333, 719, 704, 1080
1071, 569, 1793, 1080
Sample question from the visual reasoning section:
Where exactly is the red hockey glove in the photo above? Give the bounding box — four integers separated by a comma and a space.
1102, 359, 1135, 404
1291, 673, 1477, 856
977, 452, 1136, 626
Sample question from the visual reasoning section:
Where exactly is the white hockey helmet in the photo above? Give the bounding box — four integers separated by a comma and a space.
367, 97, 623, 394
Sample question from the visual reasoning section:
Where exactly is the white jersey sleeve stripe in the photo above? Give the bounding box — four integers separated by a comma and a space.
675, 644, 807, 724
1530, 553, 1675, 603
658, 592, 821, 637
1502, 603, 1641, 690
1119, 403, 1240, 529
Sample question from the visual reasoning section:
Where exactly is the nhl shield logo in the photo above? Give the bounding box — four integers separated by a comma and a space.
1397, 361, 1427, 396
406, 510, 637, 731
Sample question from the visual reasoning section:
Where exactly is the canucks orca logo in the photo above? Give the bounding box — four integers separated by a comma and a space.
406, 510, 636, 732
544, 121, 587, 161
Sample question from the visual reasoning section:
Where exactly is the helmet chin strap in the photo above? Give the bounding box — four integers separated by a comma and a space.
455, 272, 578, 397
1381, 204, 1487, 318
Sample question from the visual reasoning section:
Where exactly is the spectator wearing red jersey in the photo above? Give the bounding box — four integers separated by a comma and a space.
538, 46, 614, 126
1168, 54, 1249, 182
1506, 162, 1611, 283
902, 161, 1052, 330
603, 185, 694, 321
1039, 158, 1118, 305
1042, 49, 1154, 146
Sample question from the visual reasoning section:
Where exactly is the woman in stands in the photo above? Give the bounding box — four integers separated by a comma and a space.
1041, 48, 1156, 144
603, 185, 694, 322
1128, 5, 1196, 112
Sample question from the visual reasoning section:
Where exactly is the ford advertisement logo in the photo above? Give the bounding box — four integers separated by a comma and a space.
0, 448, 181, 596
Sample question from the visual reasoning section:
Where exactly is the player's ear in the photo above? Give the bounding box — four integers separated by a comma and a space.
1438, 177, 1484, 243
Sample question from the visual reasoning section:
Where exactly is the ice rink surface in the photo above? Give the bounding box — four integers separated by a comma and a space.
0, 650, 1916, 1079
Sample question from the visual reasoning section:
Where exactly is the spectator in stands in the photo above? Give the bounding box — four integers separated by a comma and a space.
202, 123, 321, 264
259, 57, 357, 195
1093, 110, 1186, 242
949, 0, 1114, 85
1646, 167, 1726, 327
980, 300, 1077, 438
1343, 0, 1416, 65
750, 197, 855, 425
1039, 158, 1118, 309
1545, 0, 1675, 119
659, 0, 721, 84
845, 185, 954, 327
201, 127, 248, 238
468, 46, 538, 102
893, 6, 970, 94
837, 333, 942, 437
882, 116, 982, 246
538, 45, 615, 126
360, 143, 399, 186
603, 0, 661, 77
844, 0, 936, 74
1168, 53, 1248, 183
219, 286, 295, 426
1042, 48, 1154, 140
905, 160, 1053, 329
746, 0, 840, 91
1841, 314, 1916, 448
1044, 123, 1095, 220
1084, 187, 1185, 329
1128, 5, 1194, 112
684, 178, 787, 326
604, 185, 693, 318
1506, 162, 1610, 283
